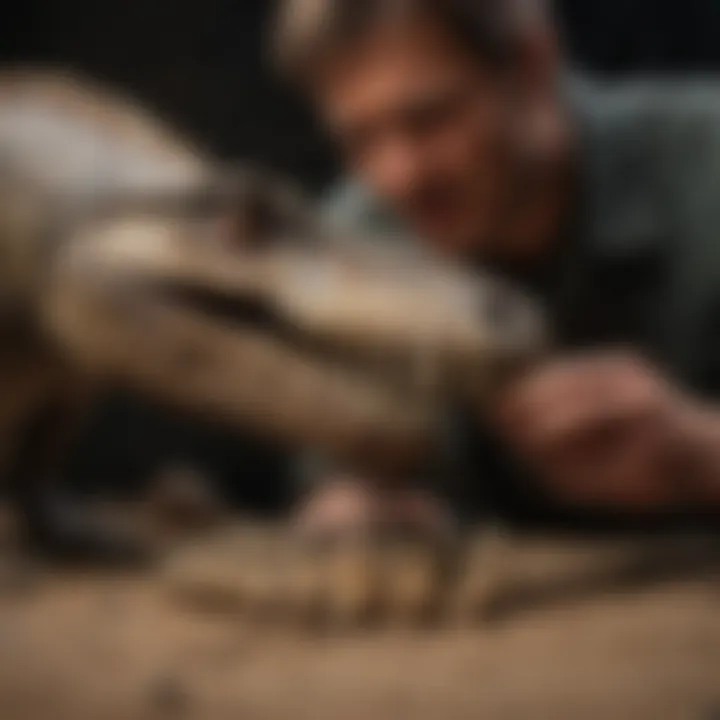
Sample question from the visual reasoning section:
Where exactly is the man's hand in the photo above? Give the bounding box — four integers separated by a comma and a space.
493, 351, 718, 510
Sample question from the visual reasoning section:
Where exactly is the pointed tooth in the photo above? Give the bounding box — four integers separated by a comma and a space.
282, 542, 328, 629
234, 532, 286, 623
381, 540, 445, 627
163, 547, 249, 614
451, 526, 514, 623
324, 538, 380, 629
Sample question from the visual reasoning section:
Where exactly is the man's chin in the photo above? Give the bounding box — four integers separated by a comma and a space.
406, 215, 491, 259
417, 228, 492, 261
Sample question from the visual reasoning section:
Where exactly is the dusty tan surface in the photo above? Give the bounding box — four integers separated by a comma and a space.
0, 530, 719, 720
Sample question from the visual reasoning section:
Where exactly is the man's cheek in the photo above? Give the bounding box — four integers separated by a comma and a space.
405, 182, 485, 252
419, 137, 507, 248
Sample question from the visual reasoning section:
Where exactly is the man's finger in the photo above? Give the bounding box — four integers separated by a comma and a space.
497, 357, 662, 446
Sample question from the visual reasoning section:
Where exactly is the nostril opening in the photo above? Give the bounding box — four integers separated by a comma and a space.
227, 195, 284, 248
159, 282, 278, 329
483, 288, 517, 330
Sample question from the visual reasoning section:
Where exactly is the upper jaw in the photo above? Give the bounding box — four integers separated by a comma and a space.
37, 176, 547, 477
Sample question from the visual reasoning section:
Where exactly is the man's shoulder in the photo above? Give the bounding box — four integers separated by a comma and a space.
575, 73, 720, 135
573, 73, 720, 262
573, 76, 720, 387
576, 74, 720, 195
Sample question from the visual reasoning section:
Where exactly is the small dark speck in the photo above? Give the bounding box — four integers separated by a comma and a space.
96, 592, 125, 618
0, 622, 19, 653
172, 343, 207, 374
0, 560, 41, 599
148, 675, 192, 717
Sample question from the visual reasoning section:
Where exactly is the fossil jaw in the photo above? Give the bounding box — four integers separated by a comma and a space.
39, 210, 431, 475
36, 183, 546, 476
0, 69, 547, 477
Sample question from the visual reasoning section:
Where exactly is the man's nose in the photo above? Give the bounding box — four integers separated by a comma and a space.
372, 138, 429, 199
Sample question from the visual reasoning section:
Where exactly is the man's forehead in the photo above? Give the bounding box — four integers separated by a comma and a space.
313, 14, 483, 117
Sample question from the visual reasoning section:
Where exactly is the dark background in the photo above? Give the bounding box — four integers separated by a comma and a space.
5, 0, 720, 190
2, 0, 720, 511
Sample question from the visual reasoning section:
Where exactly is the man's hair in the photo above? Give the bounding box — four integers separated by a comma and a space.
271, 0, 540, 88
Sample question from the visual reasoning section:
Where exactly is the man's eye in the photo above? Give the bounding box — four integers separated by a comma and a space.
406, 103, 449, 132
334, 126, 373, 160
404, 93, 467, 134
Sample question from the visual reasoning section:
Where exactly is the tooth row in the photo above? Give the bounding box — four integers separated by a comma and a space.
162, 531, 512, 629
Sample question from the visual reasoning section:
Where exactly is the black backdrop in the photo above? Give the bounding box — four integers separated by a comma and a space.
2, 0, 720, 510
5, 0, 720, 190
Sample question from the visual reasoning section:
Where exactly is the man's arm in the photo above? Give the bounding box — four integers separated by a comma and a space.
680, 404, 720, 503
493, 352, 720, 510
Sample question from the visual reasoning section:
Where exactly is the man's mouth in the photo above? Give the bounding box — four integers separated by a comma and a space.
406, 187, 472, 245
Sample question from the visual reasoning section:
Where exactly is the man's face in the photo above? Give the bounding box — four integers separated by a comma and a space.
313, 16, 525, 258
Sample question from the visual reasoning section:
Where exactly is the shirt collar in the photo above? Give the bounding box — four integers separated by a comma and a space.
566, 73, 668, 265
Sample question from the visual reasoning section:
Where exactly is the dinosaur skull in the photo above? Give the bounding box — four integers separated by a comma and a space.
0, 70, 545, 477
40, 172, 547, 476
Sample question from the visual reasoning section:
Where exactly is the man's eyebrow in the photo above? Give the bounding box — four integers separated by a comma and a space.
400, 85, 473, 112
